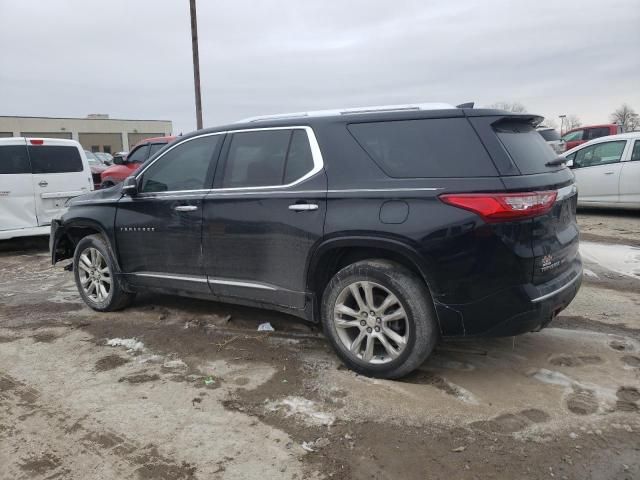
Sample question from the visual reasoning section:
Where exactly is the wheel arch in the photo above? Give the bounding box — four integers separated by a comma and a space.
52, 219, 120, 270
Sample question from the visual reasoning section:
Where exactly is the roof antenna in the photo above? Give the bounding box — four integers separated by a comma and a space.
456, 102, 474, 109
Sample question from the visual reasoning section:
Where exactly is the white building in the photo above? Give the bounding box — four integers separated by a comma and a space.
0, 114, 173, 153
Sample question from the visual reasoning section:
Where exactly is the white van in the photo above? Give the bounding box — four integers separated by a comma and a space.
0, 137, 93, 240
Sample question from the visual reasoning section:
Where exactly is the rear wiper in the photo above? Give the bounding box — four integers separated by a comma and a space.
545, 157, 567, 167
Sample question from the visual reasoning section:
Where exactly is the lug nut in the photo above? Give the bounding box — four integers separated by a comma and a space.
360, 320, 366, 326
375, 326, 381, 332
366, 327, 372, 333
370, 311, 375, 315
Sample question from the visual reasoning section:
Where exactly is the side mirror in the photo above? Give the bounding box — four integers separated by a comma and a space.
122, 176, 138, 196
566, 159, 574, 168
113, 155, 125, 165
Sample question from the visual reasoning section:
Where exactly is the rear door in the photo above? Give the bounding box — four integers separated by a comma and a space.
569, 140, 627, 203
203, 127, 326, 309
28, 139, 92, 225
0, 139, 37, 231
619, 139, 640, 204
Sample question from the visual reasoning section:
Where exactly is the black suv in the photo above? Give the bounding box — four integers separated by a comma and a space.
51, 104, 582, 379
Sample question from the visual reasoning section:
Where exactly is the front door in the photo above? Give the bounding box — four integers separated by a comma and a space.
28, 139, 91, 225
0, 139, 37, 231
571, 140, 627, 203
203, 127, 326, 309
115, 133, 223, 293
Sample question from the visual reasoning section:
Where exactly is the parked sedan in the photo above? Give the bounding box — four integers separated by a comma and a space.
84, 150, 108, 189
563, 132, 640, 209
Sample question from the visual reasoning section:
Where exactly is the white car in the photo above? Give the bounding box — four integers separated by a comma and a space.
0, 137, 93, 240
563, 132, 640, 209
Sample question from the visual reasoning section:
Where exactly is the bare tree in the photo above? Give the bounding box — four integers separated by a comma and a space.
611, 104, 639, 132
565, 115, 582, 131
491, 101, 527, 113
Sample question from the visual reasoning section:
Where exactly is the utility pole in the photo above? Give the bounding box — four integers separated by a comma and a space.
189, 0, 203, 130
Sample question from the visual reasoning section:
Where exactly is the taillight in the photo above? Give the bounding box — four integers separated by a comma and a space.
439, 191, 557, 223
29, 139, 44, 145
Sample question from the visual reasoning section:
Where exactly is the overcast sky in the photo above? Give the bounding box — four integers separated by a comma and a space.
1, 0, 638, 134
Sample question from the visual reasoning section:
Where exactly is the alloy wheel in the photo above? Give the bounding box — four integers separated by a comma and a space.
77, 247, 112, 303
333, 281, 409, 364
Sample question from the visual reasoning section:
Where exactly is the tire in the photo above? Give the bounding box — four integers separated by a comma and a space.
73, 234, 135, 311
101, 181, 115, 188
321, 259, 438, 379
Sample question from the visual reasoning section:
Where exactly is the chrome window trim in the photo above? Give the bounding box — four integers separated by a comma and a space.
134, 126, 324, 197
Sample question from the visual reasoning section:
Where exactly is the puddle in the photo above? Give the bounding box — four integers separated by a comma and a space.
580, 242, 640, 279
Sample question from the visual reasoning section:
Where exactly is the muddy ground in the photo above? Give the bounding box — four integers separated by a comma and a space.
1, 210, 639, 480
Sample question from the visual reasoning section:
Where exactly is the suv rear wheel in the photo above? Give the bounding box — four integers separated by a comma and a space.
73, 234, 135, 311
321, 259, 438, 379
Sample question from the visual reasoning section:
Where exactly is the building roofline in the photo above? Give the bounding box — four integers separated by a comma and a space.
0, 115, 172, 123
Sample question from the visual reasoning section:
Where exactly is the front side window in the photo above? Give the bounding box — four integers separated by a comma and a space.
28, 146, 83, 174
631, 140, 640, 161
127, 144, 149, 163
0, 145, 31, 174
148, 143, 166, 157
573, 141, 626, 168
140, 135, 220, 193
562, 130, 584, 142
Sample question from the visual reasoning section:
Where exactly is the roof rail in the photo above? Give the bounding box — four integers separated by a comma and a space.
237, 102, 456, 123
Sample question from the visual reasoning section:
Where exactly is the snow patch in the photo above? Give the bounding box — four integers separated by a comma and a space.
163, 359, 188, 370
106, 338, 144, 352
580, 242, 640, 279
583, 268, 599, 279
266, 396, 335, 426
531, 369, 574, 387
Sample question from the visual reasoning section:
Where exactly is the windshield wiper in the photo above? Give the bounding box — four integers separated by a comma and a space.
545, 157, 567, 167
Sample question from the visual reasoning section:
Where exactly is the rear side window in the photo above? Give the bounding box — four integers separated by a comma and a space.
221, 129, 316, 188
28, 146, 83, 174
348, 118, 496, 178
284, 130, 314, 184
538, 129, 560, 141
140, 135, 220, 193
494, 121, 557, 174
0, 145, 31, 174
127, 144, 149, 163
585, 127, 610, 140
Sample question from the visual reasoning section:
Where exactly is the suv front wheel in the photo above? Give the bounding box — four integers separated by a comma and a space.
73, 234, 135, 311
321, 259, 438, 379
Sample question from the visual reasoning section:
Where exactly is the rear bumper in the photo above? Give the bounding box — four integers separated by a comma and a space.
437, 256, 583, 337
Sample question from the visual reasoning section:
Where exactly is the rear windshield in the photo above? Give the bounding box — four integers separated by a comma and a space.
494, 121, 558, 174
0, 145, 31, 174
28, 146, 84, 174
348, 118, 497, 178
538, 128, 560, 141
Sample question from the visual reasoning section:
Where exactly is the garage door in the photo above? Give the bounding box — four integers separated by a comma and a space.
78, 133, 123, 154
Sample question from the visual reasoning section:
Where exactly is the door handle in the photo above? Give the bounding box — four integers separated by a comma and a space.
38, 180, 48, 187
289, 203, 318, 211
174, 205, 198, 212
603, 171, 614, 175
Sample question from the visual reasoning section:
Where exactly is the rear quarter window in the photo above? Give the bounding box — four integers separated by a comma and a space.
28, 146, 84, 174
347, 118, 497, 178
494, 121, 558, 174
0, 145, 31, 174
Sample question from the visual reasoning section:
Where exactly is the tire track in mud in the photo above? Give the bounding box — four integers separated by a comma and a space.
0, 371, 197, 480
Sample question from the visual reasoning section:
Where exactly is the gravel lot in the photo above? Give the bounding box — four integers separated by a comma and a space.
1, 210, 639, 480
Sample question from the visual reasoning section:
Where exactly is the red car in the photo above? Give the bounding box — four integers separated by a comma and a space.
561, 124, 621, 151
100, 136, 175, 187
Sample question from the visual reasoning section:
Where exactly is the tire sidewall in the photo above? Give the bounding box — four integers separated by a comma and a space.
73, 236, 116, 311
321, 262, 431, 376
